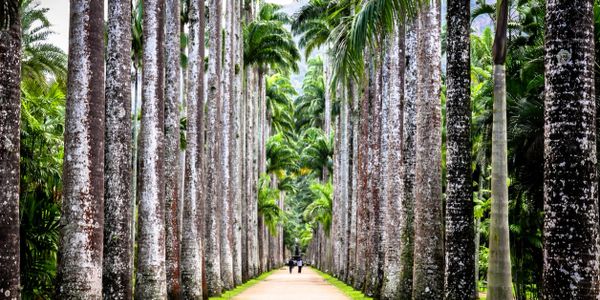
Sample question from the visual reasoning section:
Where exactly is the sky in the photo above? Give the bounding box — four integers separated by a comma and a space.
39, 0, 491, 90
41, 0, 301, 53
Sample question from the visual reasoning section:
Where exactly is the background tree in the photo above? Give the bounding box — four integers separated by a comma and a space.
486, 0, 513, 298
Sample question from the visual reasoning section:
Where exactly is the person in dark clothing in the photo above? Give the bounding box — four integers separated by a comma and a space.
297, 259, 303, 274
288, 258, 296, 274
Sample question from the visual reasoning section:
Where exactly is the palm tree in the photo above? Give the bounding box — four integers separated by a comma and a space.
543, 0, 599, 298
180, 0, 204, 298
244, 2, 300, 167
56, 0, 105, 297
164, 0, 182, 297
103, 0, 133, 298
486, 0, 513, 298
397, 18, 417, 299
412, 0, 443, 298
294, 57, 325, 131
19, 0, 67, 82
220, 0, 235, 289
205, 0, 223, 295
444, 0, 475, 298
135, 0, 167, 297
380, 18, 405, 300
0, 0, 21, 297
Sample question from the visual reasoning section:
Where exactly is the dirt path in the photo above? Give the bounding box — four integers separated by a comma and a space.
232, 267, 350, 300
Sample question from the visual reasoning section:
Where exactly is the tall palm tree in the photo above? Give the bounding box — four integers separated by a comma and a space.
380, 18, 405, 300
19, 0, 67, 82
220, 0, 235, 290
230, 0, 244, 286
412, 0, 443, 298
0, 1, 21, 297
56, 0, 105, 297
180, 0, 203, 298
393, 18, 418, 299
444, 0, 475, 298
543, 0, 599, 298
103, 0, 133, 298
486, 0, 513, 298
135, 0, 167, 297
164, 0, 182, 297
205, 0, 223, 295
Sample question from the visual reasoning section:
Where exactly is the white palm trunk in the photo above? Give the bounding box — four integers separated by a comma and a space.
181, 0, 204, 297
220, 0, 234, 290
56, 0, 105, 298
231, 0, 244, 286
380, 20, 405, 300
206, 0, 223, 295
135, 0, 167, 298
103, 0, 133, 298
164, 0, 182, 297
398, 19, 417, 299
412, 0, 443, 298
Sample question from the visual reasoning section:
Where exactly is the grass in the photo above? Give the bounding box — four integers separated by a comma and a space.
209, 270, 276, 300
311, 267, 373, 300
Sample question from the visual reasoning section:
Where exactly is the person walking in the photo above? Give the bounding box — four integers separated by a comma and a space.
297, 259, 303, 274
288, 258, 296, 274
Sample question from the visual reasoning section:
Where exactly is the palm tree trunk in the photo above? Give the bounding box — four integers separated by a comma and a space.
365, 46, 384, 298
206, 0, 223, 295
380, 19, 405, 300
231, 0, 244, 286
355, 61, 371, 291
220, 0, 235, 289
487, 1, 512, 299
194, 0, 207, 296
57, 0, 105, 297
444, 0, 475, 298
543, 0, 599, 298
164, 0, 182, 297
398, 18, 417, 299
412, 0, 443, 298
0, 6, 21, 298
347, 79, 359, 286
103, 0, 133, 298
135, 0, 167, 298
180, 0, 204, 298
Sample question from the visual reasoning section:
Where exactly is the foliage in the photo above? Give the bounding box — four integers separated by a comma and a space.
19, 79, 65, 299
244, 3, 300, 75
303, 181, 333, 234
257, 174, 283, 236
20, 0, 67, 83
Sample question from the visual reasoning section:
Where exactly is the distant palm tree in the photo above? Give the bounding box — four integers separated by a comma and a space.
20, 0, 67, 82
